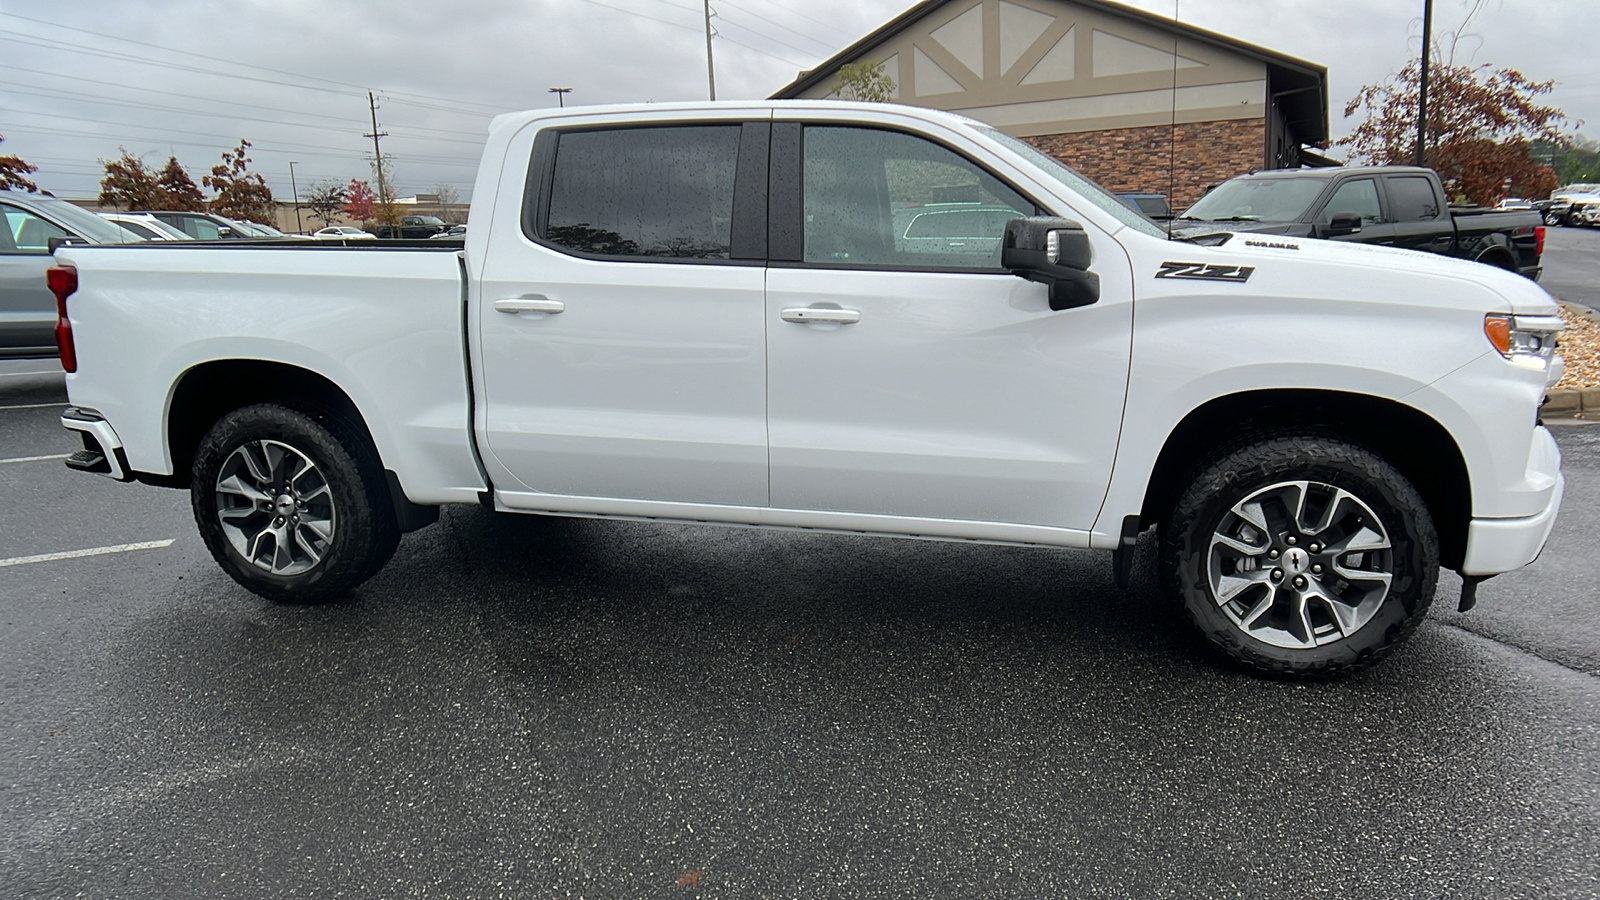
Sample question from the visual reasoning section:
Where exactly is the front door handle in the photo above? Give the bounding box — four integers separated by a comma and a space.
494, 296, 564, 314
781, 307, 860, 325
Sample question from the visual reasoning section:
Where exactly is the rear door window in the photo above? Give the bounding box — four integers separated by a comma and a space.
543, 125, 741, 260
1385, 176, 1442, 221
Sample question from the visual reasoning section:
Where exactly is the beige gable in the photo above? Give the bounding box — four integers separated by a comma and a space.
795, 0, 1267, 138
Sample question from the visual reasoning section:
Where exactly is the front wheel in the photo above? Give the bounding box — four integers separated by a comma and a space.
191, 403, 399, 603
1162, 434, 1438, 677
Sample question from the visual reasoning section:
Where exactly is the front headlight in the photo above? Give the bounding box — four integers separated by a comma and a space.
1485, 313, 1564, 383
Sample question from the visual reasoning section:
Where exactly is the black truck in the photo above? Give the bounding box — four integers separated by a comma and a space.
366, 215, 450, 239
1173, 166, 1544, 279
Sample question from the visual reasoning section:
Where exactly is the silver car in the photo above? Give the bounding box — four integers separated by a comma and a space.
2, 192, 138, 359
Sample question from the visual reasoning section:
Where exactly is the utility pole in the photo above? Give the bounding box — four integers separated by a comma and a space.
548, 86, 573, 107
364, 90, 390, 216
288, 160, 303, 234
1415, 0, 1433, 167
703, 0, 716, 101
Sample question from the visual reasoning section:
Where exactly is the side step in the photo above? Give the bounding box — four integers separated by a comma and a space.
65, 448, 112, 475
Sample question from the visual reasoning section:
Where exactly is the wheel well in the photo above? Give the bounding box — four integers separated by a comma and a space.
166, 360, 375, 486
1475, 246, 1518, 271
1140, 390, 1471, 569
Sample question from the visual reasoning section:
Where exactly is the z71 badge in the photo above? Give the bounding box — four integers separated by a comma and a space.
1155, 262, 1255, 282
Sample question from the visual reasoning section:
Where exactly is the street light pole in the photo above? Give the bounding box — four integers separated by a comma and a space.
288, 161, 303, 234
1415, 0, 1433, 168
548, 86, 572, 108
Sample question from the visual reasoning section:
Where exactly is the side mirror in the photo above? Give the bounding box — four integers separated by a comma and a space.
217, 226, 233, 238
1001, 217, 1100, 311
1324, 212, 1362, 236
47, 236, 88, 253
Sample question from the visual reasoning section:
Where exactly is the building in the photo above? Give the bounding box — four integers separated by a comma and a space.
771, 0, 1330, 207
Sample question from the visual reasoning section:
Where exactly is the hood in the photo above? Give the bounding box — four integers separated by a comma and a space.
1191, 232, 1559, 316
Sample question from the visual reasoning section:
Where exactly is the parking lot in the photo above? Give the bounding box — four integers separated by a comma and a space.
4, 275, 1599, 896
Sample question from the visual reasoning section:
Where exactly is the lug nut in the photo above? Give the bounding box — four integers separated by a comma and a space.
1271, 569, 1284, 582
1286, 536, 1297, 545
1293, 576, 1307, 589
1312, 564, 1323, 575
1309, 543, 1321, 553
1268, 549, 1280, 560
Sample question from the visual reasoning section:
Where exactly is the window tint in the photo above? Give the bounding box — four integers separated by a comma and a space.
1386, 176, 1441, 221
545, 125, 740, 260
803, 126, 1032, 268
1, 205, 69, 252
1321, 179, 1382, 226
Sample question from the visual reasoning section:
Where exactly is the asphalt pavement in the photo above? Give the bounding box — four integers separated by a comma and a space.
4, 349, 1599, 895
1539, 224, 1600, 312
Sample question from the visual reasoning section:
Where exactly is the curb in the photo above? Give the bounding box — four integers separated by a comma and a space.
1544, 387, 1598, 415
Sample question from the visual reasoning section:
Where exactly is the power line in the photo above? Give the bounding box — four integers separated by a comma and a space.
0, 11, 512, 114
0, 66, 492, 138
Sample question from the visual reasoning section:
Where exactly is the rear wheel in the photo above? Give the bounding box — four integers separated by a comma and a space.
1162, 434, 1438, 677
191, 403, 399, 603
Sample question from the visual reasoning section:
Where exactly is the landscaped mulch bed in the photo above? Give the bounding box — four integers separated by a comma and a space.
1555, 303, 1599, 391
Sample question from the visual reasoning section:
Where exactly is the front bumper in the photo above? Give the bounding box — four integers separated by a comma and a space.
1460, 470, 1565, 577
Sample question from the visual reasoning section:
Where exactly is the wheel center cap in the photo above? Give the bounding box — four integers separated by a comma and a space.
1283, 546, 1310, 575
275, 494, 296, 517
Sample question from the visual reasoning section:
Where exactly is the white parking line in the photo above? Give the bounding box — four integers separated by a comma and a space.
0, 453, 71, 465
0, 539, 175, 569
0, 402, 65, 410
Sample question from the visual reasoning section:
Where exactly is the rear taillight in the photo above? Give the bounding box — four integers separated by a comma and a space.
47, 265, 78, 373
1535, 224, 1546, 257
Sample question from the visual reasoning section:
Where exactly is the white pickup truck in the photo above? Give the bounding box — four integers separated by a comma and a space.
51, 101, 1565, 676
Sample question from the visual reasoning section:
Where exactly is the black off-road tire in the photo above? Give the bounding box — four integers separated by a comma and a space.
191, 403, 400, 604
1161, 433, 1439, 678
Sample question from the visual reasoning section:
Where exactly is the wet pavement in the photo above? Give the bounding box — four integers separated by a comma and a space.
3, 357, 1597, 898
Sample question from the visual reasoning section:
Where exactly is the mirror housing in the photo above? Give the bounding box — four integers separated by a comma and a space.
217, 226, 233, 238
46, 236, 88, 254
1324, 212, 1362, 236
1001, 217, 1100, 311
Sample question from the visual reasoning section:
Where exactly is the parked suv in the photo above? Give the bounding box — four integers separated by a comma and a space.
138, 211, 263, 240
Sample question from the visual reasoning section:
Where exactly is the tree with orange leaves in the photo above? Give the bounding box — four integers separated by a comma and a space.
1340, 60, 1569, 206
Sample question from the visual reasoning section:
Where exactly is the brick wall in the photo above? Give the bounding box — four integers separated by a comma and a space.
1027, 119, 1266, 211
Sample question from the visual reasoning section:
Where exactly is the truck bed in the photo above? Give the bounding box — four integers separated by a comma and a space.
54, 242, 485, 505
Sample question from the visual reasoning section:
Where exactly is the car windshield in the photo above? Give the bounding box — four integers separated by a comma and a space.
26, 196, 138, 243
217, 217, 266, 236
1181, 177, 1326, 223
974, 126, 1167, 238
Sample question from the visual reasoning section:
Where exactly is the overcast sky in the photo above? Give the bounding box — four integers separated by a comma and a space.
3, 0, 1596, 206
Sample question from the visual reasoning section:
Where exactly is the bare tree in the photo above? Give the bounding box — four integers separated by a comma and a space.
304, 179, 348, 228
432, 182, 462, 223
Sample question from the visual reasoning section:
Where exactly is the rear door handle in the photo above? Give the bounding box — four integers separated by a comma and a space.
494, 296, 564, 314
781, 307, 860, 325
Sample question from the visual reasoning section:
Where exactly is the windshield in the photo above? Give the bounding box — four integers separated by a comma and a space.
1181, 177, 1325, 223
215, 216, 265, 236
23, 195, 139, 243
975, 126, 1167, 238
